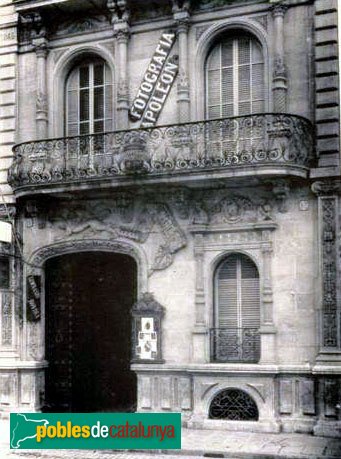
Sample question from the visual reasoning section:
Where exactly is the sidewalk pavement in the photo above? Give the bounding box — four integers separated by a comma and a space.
1, 418, 341, 459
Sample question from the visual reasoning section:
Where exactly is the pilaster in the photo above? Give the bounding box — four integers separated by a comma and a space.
173, 1, 191, 123
271, 3, 288, 112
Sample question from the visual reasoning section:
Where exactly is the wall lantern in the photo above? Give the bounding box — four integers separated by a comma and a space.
131, 292, 165, 363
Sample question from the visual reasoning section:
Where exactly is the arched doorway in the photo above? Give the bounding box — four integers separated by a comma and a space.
44, 252, 137, 412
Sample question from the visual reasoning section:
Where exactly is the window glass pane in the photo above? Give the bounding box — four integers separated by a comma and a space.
94, 64, 104, 86
94, 87, 104, 119
79, 66, 89, 88
66, 59, 113, 136
80, 122, 89, 135
79, 89, 89, 121
94, 120, 104, 133
0, 257, 10, 289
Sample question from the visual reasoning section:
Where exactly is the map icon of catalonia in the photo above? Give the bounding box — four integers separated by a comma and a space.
11, 413, 49, 449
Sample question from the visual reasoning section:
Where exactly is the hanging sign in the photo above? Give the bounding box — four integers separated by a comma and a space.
26, 275, 41, 322
140, 55, 178, 128
129, 31, 176, 123
0, 221, 12, 243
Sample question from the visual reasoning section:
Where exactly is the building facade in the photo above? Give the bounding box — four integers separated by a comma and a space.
0, 0, 340, 437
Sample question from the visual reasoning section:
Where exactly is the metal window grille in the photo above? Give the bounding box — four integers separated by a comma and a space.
209, 389, 259, 420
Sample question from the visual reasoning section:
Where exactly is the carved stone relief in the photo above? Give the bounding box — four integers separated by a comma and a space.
35, 195, 187, 274
53, 15, 109, 37
26, 187, 284, 275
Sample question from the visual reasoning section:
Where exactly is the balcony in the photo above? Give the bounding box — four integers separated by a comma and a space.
9, 114, 314, 196
210, 328, 261, 363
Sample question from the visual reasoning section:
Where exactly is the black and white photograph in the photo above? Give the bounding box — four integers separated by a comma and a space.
0, 0, 340, 457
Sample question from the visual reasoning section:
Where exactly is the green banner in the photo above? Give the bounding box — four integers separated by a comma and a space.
10, 412, 181, 450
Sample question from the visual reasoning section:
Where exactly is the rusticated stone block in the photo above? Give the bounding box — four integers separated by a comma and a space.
315, 0, 337, 12
315, 12, 338, 30
317, 121, 340, 137
279, 380, 293, 414
300, 380, 315, 415
315, 28, 338, 45
315, 44, 338, 61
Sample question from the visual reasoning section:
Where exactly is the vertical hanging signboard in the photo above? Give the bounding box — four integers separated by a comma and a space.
26, 275, 41, 322
129, 31, 178, 127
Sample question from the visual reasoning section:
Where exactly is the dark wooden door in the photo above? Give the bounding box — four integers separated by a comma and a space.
45, 252, 137, 412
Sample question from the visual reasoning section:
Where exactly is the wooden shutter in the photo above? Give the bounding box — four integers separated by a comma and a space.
216, 254, 238, 328
206, 33, 264, 119
66, 59, 113, 136
240, 255, 260, 329
216, 254, 260, 330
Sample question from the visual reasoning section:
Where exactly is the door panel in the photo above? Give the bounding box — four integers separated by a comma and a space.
45, 252, 137, 412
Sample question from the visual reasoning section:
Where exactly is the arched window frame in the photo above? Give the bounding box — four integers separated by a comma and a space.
211, 251, 261, 363
65, 57, 113, 137
205, 32, 265, 119
48, 46, 116, 139
194, 20, 270, 121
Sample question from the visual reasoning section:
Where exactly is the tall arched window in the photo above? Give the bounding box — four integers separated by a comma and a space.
66, 58, 113, 136
211, 253, 261, 363
206, 32, 264, 119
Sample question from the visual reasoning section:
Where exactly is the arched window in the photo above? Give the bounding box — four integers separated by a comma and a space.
206, 32, 264, 119
211, 253, 260, 363
66, 57, 113, 136
209, 388, 259, 421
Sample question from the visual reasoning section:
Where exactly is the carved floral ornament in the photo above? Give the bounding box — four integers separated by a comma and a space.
25, 187, 286, 275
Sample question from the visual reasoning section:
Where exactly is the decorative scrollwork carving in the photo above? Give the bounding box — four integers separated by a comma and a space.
9, 114, 314, 192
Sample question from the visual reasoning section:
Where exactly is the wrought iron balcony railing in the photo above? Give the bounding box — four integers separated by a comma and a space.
9, 114, 314, 193
210, 327, 261, 363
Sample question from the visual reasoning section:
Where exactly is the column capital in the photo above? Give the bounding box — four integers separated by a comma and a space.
271, 2, 289, 18
114, 22, 130, 44
33, 37, 49, 58
176, 18, 190, 35
311, 179, 341, 196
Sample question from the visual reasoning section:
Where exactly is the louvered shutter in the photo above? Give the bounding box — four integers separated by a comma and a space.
216, 254, 260, 330
206, 33, 265, 119
240, 256, 260, 329
66, 59, 113, 137
215, 254, 260, 362
66, 69, 79, 137
216, 254, 238, 328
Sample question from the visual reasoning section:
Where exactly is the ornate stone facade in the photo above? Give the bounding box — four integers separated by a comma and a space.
0, 0, 340, 440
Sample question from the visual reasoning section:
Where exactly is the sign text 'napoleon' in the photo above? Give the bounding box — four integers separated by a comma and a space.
129, 31, 178, 126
